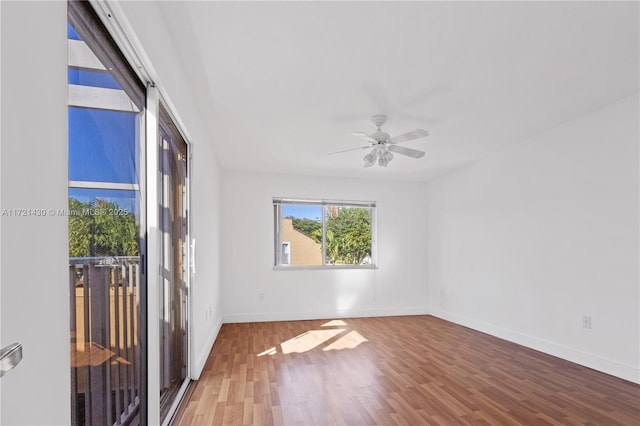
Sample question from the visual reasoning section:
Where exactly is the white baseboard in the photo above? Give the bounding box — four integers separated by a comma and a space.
191, 316, 222, 380
430, 307, 640, 384
222, 306, 429, 324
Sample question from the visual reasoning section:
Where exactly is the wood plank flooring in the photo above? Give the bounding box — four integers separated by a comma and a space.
172, 315, 640, 425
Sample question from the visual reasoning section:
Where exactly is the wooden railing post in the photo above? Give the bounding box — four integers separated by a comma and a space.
89, 265, 109, 425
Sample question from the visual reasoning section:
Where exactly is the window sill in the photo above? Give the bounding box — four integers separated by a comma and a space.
273, 265, 378, 271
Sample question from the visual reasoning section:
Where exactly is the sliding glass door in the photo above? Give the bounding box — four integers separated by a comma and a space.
158, 105, 190, 422
68, 2, 192, 424
67, 1, 147, 424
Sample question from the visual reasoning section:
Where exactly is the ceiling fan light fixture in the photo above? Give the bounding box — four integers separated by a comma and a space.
363, 149, 378, 167
377, 150, 393, 167
378, 151, 393, 167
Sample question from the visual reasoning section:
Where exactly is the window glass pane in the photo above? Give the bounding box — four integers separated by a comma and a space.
67, 8, 146, 424
68, 188, 140, 258
281, 204, 323, 266
275, 200, 375, 268
158, 111, 190, 421
68, 68, 121, 90
68, 107, 139, 184
325, 206, 372, 265
67, 22, 81, 40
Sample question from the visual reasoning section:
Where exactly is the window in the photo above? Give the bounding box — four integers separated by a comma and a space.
274, 198, 376, 268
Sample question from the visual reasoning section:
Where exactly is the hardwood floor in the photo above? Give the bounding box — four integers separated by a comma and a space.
172, 316, 639, 425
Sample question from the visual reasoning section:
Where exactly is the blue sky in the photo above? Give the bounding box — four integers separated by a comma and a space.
68, 23, 81, 40
68, 107, 138, 184
283, 204, 322, 221
68, 23, 139, 210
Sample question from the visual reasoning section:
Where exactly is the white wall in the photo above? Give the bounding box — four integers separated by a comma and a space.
189, 144, 222, 378
221, 171, 429, 322
116, 0, 224, 382
0, 1, 222, 424
0, 1, 70, 424
426, 94, 639, 383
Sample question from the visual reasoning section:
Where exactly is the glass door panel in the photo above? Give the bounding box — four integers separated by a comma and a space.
67, 2, 147, 424
158, 106, 189, 422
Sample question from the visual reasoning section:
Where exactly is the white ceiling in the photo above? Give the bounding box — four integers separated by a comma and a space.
157, 1, 639, 181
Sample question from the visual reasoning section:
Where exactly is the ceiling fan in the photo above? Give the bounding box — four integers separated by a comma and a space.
330, 115, 428, 167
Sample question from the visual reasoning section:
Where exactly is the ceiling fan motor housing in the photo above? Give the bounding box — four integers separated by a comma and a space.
371, 114, 387, 128
372, 130, 390, 143
370, 115, 390, 142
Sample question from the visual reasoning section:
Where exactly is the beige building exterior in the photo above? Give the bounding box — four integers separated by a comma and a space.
282, 218, 322, 266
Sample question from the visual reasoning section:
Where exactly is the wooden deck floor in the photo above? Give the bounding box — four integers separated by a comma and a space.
173, 315, 639, 425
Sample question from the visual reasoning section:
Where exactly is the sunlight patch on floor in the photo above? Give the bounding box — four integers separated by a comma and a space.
321, 319, 347, 327
257, 347, 278, 357
257, 320, 370, 356
281, 329, 344, 354
323, 330, 368, 351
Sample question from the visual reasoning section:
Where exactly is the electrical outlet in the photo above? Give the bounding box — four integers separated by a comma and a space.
582, 316, 591, 329
259, 293, 264, 301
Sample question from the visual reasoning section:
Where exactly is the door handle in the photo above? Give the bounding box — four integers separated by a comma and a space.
0, 343, 23, 377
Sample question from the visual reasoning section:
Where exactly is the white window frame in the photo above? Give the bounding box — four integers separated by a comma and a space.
273, 198, 377, 270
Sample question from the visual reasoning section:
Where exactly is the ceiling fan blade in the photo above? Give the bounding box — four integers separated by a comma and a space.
389, 129, 429, 144
387, 144, 425, 159
328, 145, 371, 155
352, 132, 377, 143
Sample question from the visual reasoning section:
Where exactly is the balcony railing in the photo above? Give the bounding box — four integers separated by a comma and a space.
69, 256, 141, 426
